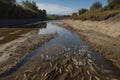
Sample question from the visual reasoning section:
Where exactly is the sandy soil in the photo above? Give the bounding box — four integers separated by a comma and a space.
63, 15, 120, 68
0, 29, 56, 74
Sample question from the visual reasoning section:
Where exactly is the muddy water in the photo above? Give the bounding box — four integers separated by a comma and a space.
0, 21, 120, 79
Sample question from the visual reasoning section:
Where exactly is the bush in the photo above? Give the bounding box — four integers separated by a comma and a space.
90, 1, 102, 10
0, 0, 47, 19
107, 0, 120, 10
78, 8, 88, 15
0, 0, 16, 5
72, 13, 78, 17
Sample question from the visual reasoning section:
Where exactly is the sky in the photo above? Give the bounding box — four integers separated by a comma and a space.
17, 0, 108, 15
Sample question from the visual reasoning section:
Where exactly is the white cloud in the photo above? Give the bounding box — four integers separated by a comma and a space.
37, 3, 73, 15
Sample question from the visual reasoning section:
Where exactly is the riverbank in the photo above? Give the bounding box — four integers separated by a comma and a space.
63, 14, 120, 69
0, 29, 56, 75
0, 19, 46, 27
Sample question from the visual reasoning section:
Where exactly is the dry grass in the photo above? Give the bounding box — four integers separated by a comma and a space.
72, 9, 120, 21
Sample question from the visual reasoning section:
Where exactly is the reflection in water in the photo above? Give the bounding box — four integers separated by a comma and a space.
37, 23, 47, 29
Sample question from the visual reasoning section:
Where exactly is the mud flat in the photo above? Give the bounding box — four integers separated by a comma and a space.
63, 15, 120, 69
0, 29, 56, 75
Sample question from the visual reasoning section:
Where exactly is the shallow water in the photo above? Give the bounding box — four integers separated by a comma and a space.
0, 21, 120, 79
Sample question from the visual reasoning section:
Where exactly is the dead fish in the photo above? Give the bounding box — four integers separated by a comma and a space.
36, 66, 41, 72
89, 75, 94, 80
68, 48, 71, 51
88, 59, 92, 63
94, 76, 100, 80
87, 54, 92, 59
50, 62, 52, 67
41, 54, 44, 59
87, 70, 90, 75
59, 68, 62, 74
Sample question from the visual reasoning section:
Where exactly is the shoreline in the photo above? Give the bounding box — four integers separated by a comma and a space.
62, 19, 120, 69
0, 19, 46, 27
0, 29, 56, 74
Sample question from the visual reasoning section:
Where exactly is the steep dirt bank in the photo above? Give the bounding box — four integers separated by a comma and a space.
0, 29, 56, 75
63, 15, 120, 68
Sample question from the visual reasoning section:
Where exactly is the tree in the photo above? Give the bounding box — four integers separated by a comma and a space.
90, 1, 102, 10
108, 0, 120, 3
108, 0, 113, 3
31, 1, 38, 11
78, 8, 88, 15
42, 9, 47, 18
107, 0, 120, 9
22, 0, 39, 12
72, 13, 78, 17
0, 0, 47, 19
0, 0, 16, 5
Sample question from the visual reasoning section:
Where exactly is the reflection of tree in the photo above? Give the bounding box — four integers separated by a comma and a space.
38, 23, 47, 29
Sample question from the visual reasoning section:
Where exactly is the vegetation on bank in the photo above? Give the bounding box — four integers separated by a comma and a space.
47, 14, 70, 20
72, 0, 120, 21
0, 0, 46, 19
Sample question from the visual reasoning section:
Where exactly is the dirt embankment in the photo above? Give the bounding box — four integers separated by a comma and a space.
0, 30, 56, 75
63, 14, 120, 68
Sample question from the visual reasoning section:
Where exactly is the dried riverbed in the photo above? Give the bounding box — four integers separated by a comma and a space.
0, 21, 120, 80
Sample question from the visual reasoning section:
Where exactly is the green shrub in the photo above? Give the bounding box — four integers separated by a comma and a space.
107, 0, 120, 10
0, 0, 47, 19
78, 8, 88, 15
90, 1, 102, 10
72, 13, 78, 17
